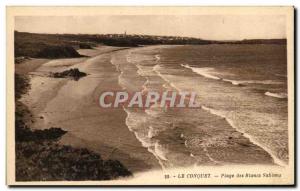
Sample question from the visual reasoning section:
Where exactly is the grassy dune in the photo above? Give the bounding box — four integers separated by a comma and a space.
15, 31, 94, 59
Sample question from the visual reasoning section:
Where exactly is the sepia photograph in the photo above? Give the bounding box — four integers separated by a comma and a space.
6, 6, 294, 185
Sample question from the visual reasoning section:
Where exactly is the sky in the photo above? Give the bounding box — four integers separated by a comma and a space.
15, 15, 286, 40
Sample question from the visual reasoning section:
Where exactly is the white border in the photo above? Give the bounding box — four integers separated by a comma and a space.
1, 0, 298, 191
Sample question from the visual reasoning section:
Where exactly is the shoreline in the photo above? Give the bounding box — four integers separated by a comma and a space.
15, 44, 287, 180
201, 105, 287, 167
112, 45, 280, 168
14, 46, 145, 181
16, 46, 161, 179
15, 75, 132, 181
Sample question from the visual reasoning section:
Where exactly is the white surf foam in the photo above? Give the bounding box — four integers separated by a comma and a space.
201, 105, 287, 167
153, 65, 181, 91
147, 147, 167, 169
223, 79, 284, 86
124, 107, 168, 169
152, 54, 181, 91
181, 64, 284, 88
112, 52, 172, 170
155, 54, 161, 61
181, 64, 221, 80
222, 79, 241, 85
275, 74, 287, 78
265, 91, 288, 99
154, 142, 168, 161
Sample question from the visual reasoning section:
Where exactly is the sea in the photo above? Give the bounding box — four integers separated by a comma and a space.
109, 44, 288, 169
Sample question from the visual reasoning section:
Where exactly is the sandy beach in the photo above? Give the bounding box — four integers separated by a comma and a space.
17, 46, 161, 173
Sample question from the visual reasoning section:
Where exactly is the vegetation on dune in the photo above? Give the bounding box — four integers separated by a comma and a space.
15, 74, 30, 99
79, 43, 94, 49
15, 56, 31, 64
36, 46, 83, 58
14, 31, 94, 58
16, 140, 132, 181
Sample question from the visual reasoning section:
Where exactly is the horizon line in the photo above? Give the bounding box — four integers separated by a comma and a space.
14, 30, 287, 42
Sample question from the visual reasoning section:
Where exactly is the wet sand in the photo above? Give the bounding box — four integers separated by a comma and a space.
18, 46, 161, 173
15, 58, 49, 75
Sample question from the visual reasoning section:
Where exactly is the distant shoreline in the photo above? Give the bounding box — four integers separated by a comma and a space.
15, 31, 286, 59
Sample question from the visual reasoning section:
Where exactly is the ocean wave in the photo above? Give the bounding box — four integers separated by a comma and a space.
125, 108, 165, 161
147, 146, 168, 169
265, 91, 288, 99
117, 52, 172, 169
223, 79, 284, 86
145, 107, 162, 117
126, 52, 133, 64
110, 58, 126, 90
152, 54, 181, 91
221, 79, 241, 86
181, 64, 221, 80
155, 54, 161, 61
201, 105, 287, 167
181, 64, 284, 87
116, 47, 288, 169
153, 65, 181, 91
154, 143, 168, 161
275, 74, 287, 78
124, 107, 168, 169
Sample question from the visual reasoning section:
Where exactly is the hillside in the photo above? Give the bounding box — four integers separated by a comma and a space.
14, 31, 287, 59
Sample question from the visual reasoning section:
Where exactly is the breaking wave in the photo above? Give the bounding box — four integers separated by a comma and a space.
265, 91, 288, 99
